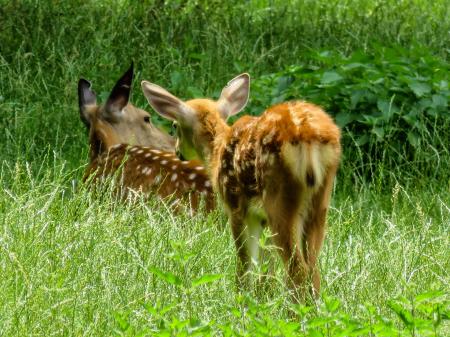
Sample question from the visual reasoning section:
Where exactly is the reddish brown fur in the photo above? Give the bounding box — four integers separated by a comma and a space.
79, 69, 215, 213
215, 102, 340, 298
83, 103, 175, 161
142, 77, 341, 300
84, 144, 215, 212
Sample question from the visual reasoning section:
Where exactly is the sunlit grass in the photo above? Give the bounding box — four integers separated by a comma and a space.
0, 0, 449, 335
0, 161, 448, 335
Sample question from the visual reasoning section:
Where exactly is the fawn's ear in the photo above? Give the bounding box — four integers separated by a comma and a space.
78, 78, 97, 128
104, 62, 134, 118
218, 73, 250, 120
141, 81, 192, 122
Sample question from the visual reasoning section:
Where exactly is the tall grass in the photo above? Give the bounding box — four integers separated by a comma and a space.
1, 0, 449, 173
0, 161, 448, 335
0, 0, 449, 335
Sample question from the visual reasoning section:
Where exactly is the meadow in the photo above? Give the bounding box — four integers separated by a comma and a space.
0, 0, 449, 335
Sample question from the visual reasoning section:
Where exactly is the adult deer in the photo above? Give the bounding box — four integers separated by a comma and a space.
78, 64, 214, 212
141, 74, 341, 299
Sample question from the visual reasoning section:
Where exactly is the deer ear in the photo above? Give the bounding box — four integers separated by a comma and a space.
141, 81, 191, 121
218, 73, 250, 120
78, 78, 97, 128
104, 62, 134, 117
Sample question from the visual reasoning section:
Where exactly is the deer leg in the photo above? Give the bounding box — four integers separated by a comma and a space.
229, 209, 263, 290
263, 182, 309, 302
229, 212, 250, 290
302, 168, 336, 298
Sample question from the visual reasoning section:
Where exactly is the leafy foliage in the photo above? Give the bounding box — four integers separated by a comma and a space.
248, 46, 449, 180
113, 283, 449, 336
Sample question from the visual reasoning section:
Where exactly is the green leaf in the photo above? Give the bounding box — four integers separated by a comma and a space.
431, 94, 447, 108
342, 62, 366, 71
191, 274, 223, 288
388, 301, 414, 329
189, 52, 206, 61
113, 311, 130, 332
377, 99, 396, 120
275, 75, 294, 95
350, 90, 365, 109
149, 267, 182, 286
335, 112, 355, 128
408, 81, 432, 97
407, 131, 420, 148
324, 296, 340, 312
414, 290, 444, 303
320, 71, 343, 84
170, 71, 183, 91
356, 134, 369, 146
308, 329, 324, 337
187, 86, 203, 97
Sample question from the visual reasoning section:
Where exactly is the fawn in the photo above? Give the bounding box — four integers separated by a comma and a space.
78, 64, 214, 212
141, 74, 341, 299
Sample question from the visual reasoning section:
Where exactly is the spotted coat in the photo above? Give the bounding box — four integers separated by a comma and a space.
84, 144, 215, 212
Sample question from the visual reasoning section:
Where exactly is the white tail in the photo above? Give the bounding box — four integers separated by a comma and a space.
142, 75, 341, 300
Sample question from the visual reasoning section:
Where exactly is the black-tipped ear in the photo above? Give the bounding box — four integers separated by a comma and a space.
78, 78, 97, 128
105, 62, 134, 114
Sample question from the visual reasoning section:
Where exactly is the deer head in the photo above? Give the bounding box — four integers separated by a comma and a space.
78, 63, 175, 161
141, 74, 341, 301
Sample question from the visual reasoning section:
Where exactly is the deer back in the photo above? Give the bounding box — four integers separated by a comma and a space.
84, 144, 215, 212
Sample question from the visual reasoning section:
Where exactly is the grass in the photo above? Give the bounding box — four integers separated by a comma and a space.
0, 0, 449, 335
0, 161, 448, 335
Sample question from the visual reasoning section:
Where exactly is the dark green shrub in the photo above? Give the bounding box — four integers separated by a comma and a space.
249, 46, 449, 182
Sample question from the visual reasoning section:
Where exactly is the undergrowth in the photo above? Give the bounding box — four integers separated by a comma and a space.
0, 1, 449, 336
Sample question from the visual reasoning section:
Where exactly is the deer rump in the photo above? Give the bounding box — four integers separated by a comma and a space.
215, 101, 340, 217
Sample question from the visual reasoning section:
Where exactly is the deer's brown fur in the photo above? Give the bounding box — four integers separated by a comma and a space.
78, 64, 215, 212
142, 74, 341, 299
84, 144, 214, 211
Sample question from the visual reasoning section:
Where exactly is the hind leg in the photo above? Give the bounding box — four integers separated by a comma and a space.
228, 208, 263, 290
263, 178, 310, 301
303, 167, 337, 297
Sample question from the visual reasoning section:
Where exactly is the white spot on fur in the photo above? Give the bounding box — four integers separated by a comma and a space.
145, 153, 152, 158
129, 147, 138, 152
136, 164, 142, 170
171, 165, 178, 170
205, 180, 211, 188
289, 102, 303, 127
137, 150, 144, 154
222, 175, 228, 185
171, 173, 178, 181
161, 160, 168, 165
163, 153, 173, 158
262, 129, 276, 145
195, 166, 203, 171
154, 175, 161, 184
110, 143, 122, 150
188, 173, 196, 180
150, 149, 162, 154
266, 113, 282, 122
